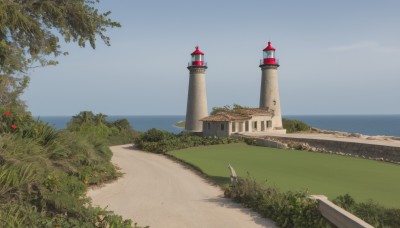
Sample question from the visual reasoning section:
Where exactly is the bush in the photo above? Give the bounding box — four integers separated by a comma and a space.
134, 128, 242, 153
224, 177, 327, 228
282, 119, 311, 133
0, 110, 144, 227
333, 194, 400, 227
67, 111, 137, 146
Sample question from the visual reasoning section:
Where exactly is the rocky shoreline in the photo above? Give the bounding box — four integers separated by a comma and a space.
309, 127, 400, 142
253, 130, 400, 165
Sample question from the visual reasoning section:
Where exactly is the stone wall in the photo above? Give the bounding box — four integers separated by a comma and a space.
247, 135, 400, 164
309, 195, 374, 228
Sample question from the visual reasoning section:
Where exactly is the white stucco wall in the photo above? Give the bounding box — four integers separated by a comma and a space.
203, 115, 277, 137
185, 67, 208, 132
249, 115, 273, 132
259, 65, 283, 129
202, 121, 229, 137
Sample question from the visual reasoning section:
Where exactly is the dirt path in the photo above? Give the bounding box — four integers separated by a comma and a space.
87, 145, 276, 228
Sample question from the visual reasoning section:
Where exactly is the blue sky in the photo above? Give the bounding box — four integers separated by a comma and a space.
22, 0, 400, 116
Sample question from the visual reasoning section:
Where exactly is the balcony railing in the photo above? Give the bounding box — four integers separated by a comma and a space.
260, 59, 279, 65
188, 62, 208, 67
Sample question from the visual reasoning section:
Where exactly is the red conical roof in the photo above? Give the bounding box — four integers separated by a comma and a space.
191, 46, 204, 55
263, 41, 276, 51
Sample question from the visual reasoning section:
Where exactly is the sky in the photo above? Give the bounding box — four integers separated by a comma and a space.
22, 0, 400, 116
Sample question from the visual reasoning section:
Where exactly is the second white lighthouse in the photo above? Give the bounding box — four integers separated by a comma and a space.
259, 41, 283, 130
185, 46, 208, 133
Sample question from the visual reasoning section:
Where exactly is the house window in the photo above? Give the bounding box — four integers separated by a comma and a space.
267, 121, 272, 128
232, 122, 236, 132
239, 122, 243, 132
261, 121, 265, 131
221, 123, 225, 131
253, 121, 257, 130
207, 122, 211, 130
245, 121, 249, 131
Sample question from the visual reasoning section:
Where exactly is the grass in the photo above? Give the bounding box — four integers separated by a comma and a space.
175, 121, 185, 128
169, 143, 400, 208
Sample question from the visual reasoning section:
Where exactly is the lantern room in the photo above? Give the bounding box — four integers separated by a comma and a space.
262, 42, 278, 65
191, 46, 205, 66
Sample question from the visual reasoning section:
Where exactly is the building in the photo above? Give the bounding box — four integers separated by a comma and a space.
201, 108, 286, 137
185, 42, 286, 137
185, 46, 208, 133
259, 41, 284, 129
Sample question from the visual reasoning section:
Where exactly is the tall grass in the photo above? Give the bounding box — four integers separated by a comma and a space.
0, 110, 143, 227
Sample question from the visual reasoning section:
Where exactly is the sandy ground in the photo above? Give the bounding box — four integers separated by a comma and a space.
87, 145, 277, 228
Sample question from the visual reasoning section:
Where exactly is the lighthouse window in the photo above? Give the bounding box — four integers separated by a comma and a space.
264, 50, 274, 59
192, 55, 203, 61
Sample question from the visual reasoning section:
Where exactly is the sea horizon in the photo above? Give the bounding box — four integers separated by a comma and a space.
35, 114, 400, 116
36, 114, 400, 137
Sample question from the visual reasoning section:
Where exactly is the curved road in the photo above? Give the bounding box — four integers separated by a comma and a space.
87, 145, 276, 228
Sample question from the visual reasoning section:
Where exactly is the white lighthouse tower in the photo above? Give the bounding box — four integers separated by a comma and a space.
259, 41, 284, 130
185, 46, 208, 133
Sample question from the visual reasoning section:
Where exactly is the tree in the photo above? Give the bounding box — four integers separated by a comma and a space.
69, 111, 95, 126
0, 74, 29, 108
0, 0, 120, 109
94, 113, 107, 125
210, 103, 249, 115
112, 118, 132, 130
0, 0, 120, 75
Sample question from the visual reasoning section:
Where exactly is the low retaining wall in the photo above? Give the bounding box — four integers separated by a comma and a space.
258, 136, 400, 164
309, 195, 373, 228
252, 137, 287, 149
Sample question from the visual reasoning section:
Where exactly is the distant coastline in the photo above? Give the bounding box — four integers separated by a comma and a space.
38, 115, 400, 137
175, 121, 185, 129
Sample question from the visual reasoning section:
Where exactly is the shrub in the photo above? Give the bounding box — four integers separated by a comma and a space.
0, 110, 144, 227
134, 128, 242, 153
67, 111, 137, 146
333, 194, 400, 227
224, 177, 327, 228
282, 118, 311, 133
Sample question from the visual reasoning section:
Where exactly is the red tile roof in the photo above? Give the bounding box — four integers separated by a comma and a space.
200, 108, 272, 122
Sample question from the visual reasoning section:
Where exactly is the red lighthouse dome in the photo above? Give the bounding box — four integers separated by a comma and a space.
191, 46, 205, 66
262, 42, 278, 65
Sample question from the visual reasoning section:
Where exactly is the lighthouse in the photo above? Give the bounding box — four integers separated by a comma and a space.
259, 41, 283, 130
185, 46, 208, 133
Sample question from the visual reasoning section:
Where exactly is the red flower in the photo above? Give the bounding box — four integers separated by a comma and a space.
11, 124, 17, 129
5, 111, 11, 116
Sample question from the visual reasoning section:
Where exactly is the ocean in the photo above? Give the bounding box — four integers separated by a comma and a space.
286, 115, 400, 137
37, 115, 400, 137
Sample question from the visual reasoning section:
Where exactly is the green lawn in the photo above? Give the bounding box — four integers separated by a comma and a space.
170, 143, 400, 208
